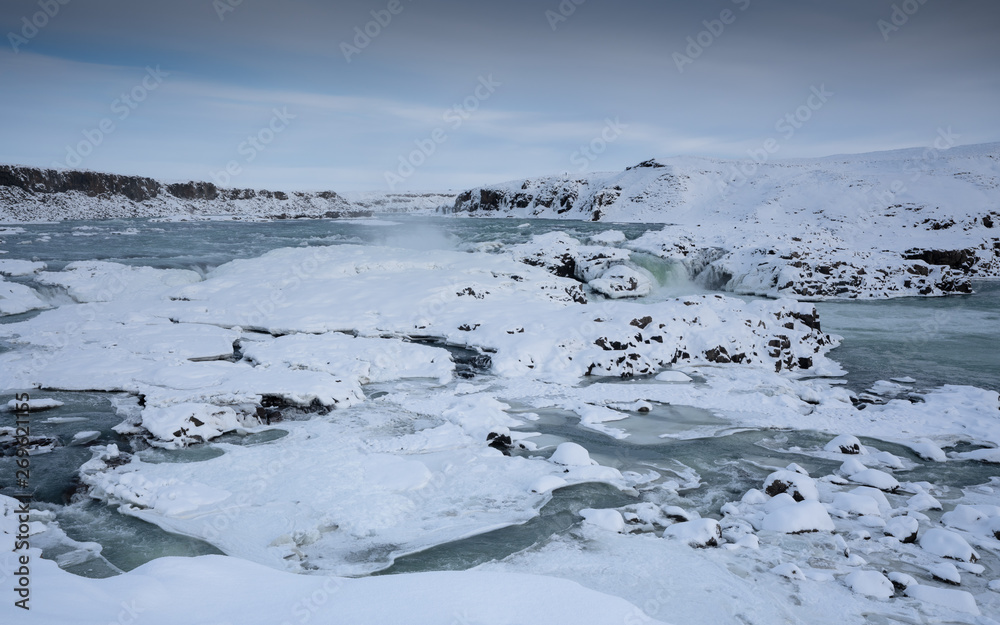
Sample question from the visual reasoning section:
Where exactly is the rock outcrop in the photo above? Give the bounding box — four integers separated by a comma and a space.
0, 164, 364, 221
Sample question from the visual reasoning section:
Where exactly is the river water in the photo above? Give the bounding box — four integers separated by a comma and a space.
1, 215, 998, 578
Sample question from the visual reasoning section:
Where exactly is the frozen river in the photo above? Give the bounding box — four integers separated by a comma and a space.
1, 215, 998, 623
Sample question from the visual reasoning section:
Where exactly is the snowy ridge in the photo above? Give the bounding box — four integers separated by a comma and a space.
448, 142, 1000, 299
0, 164, 370, 222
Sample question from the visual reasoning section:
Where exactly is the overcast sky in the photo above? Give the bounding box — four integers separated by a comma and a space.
2, 0, 998, 192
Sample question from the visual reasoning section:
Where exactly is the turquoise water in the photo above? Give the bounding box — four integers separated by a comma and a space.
817, 280, 1000, 393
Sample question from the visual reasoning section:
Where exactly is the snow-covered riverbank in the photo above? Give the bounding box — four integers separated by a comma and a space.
449, 142, 1000, 300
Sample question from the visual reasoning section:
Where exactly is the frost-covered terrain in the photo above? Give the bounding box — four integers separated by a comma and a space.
1, 215, 999, 623
450, 142, 1000, 299
0, 165, 451, 222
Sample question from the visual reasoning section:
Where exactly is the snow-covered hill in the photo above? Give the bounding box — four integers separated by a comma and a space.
448, 143, 1000, 298
0, 165, 370, 222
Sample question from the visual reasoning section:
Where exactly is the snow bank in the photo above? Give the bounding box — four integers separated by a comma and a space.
0, 278, 47, 315
0, 259, 45, 276
0, 547, 666, 625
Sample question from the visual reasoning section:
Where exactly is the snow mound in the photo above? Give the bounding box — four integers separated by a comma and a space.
919, 528, 979, 562
904, 584, 980, 615
580, 508, 626, 533
662, 518, 722, 547
761, 500, 835, 534
843, 570, 894, 600
550, 442, 597, 467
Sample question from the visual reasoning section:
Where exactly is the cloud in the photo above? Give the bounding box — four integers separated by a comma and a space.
1, 0, 999, 191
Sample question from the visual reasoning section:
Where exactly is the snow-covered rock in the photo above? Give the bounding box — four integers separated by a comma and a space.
662, 518, 722, 548
824, 434, 865, 455
550, 442, 597, 467
847, 468, 900, 492
580, 508, 626, 533
831, 492, 882, 517
927, 562, 962, 585
909, 439, 947, 462
589, 266, 653, 299
763, 469, 819, 502
903, 584, 980, 615
760, 500, 835, 534
771, 563, 805, 580
919, 528, 979, 562
843, 570, 894, 600
883, 515, 919, 543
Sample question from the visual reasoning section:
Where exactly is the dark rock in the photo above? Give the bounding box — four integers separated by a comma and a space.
764, 479, 805, 502
903, 248, 976, 272
486, 431, 513, 455
255, 406, 282, 425
704, 346, 731, 363
625, 159, 666, 170
630, 315, 653, 329
564, 285, 588, 304
594, 337, 632, 351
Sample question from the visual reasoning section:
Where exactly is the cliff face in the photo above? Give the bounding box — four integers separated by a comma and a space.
0, 165, 362, 222
0, 166, 163, 202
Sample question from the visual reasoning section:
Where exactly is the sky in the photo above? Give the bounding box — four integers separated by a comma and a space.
1, 0, 998, 192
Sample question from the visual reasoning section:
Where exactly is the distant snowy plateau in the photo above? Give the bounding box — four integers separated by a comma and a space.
1, 144, 999, 624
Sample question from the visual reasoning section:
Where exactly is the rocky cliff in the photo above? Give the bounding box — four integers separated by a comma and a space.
0, 165, 365, 222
